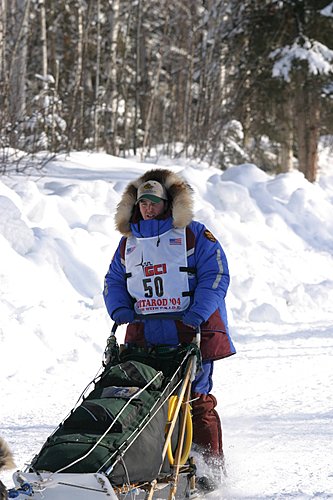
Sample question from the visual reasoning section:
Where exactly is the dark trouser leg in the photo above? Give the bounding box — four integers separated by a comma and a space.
191, 392, 223, 461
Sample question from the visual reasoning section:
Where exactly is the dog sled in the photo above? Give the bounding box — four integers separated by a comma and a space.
9, 318, 204, 500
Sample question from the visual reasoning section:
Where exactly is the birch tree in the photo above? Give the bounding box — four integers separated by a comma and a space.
0, 0, 6, 84
104, 0, 120, 155
0, 0, 7, 144
8, 0, 30, 137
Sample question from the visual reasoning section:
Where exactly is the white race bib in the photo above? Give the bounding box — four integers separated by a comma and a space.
125, 228, 190, 315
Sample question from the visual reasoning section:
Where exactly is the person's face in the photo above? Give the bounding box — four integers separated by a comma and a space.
139, 198, 165, 220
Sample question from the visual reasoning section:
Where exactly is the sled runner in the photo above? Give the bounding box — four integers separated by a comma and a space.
10, 318, 202, 499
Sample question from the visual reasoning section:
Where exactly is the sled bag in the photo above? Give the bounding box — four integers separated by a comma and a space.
31, 359, 176, 485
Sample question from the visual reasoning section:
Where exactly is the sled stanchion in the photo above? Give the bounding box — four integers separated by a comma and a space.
168, 325, 201, 500
103, 323, 119, 366
160, 357, 194, 465
145, 479, 157, 500
168, 370, 193, 500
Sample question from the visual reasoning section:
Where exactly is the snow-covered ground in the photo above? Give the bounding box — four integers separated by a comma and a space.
0, 146, 333, 499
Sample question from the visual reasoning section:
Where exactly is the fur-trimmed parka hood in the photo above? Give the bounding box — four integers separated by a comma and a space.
115, 169, 194, 236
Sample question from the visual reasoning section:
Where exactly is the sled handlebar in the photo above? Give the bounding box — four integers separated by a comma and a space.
106, 314, 201, 368
112, 312, 200, 326
110, 313, 201, 346
135, 313, 185, 321
136, 313, 201, 344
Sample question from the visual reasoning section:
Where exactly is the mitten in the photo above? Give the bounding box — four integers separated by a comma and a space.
112, 307, 135, 325
182, 310, 204, 329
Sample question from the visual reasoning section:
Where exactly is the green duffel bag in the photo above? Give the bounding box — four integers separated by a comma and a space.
30, 359, 174, 484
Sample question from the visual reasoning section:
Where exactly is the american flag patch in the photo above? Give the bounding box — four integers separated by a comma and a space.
169, 238, 182, 245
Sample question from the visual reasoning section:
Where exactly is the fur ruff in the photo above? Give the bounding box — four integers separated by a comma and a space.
115, 169, 194, 236
0, 438, 15, 471
0, 437, 15, 500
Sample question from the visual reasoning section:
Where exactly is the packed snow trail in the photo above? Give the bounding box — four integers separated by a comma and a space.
216, 322, 333, 499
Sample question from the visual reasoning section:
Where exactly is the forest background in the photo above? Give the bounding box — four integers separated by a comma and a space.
1, 0, 333, 182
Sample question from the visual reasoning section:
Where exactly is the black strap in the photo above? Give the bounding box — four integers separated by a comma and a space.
182, 291, 194, 297
125, 272, 132, 279
179, 266, 197, 274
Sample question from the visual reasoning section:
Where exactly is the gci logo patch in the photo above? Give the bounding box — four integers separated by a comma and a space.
144, 263, 167, 277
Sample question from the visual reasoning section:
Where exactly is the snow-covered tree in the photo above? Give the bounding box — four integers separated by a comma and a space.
222, 0, 333, 181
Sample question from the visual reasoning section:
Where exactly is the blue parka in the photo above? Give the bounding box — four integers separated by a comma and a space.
103, 169, 236, 361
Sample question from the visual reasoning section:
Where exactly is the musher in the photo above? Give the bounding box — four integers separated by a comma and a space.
103, 169, 236, 490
